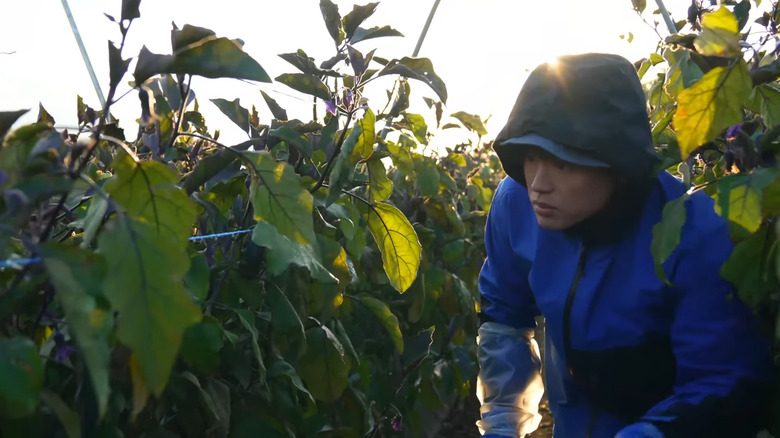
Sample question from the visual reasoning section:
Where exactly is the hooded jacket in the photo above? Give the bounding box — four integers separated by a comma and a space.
476, 54, 773, 438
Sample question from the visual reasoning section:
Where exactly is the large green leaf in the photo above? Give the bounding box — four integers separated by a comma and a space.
248, 151, 315, 245
99, 218, 201, 395
211, 98, 251, 136
673, 60, 752, 158
0, 338, 43, 418
365, 202, 422, 293
715, 169, 778, 233
650, 194, 690, 285
105, 152, 198, 241
450, 111, 487, 136
377, 57, 448, 104
342, 3, 379, 39
40, 245, 112, 418
416, 162, 440, 197
297, 326, 351, 402
355, 295, 403, 354
134, 37, 271, 84
721, 225, 776, 306
694, 6, 741, 57
171, 24, 216, 52
275, 73, 331, 101
366, 155, 393, 202
754, 84, 780, 128
251, 220, 337, 283
350, 26, 404, 44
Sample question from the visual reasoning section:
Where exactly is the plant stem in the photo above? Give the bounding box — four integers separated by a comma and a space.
168, 75, 193, 151
309, 110, 356, 194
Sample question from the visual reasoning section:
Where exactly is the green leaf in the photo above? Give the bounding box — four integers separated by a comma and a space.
269, 126, 312, 158
133, 37, 271, 84
251, 221, 337, 283
715, 170, 778, 233
105, 152, 198, 241
350, 26, 404, 44
0, 338, 43, 418
297, 326, 351, 402
352, 109, 376, 160
673, 59, 752, 158
260, 90, 288, 121
121, 0, 141, 21
319, 0, 344, 46
400, 113, 429, 145
235, 310, 267, 382
211, 98, 251, 136
651, 194, 690, 285
99, 218, 201, 395
171, 24, 216, 52
356, 295, 403, 354
448, 153, 467, 167
754, 84, 780, 128
694, 7, 742, 57
343, 3, 379, 39
40, 245, 112, 418
366, 156, 393, 202
185, 251, 210, 303
80, 195, 109, 249
734, 0, 751, 31
268, 285, 306, 342
318, 236, 353, 294
108, 42, 130, 90
450, 111, 487, 136
721, 225, 775, 306
333, 320, 360, 367
326, 125, 363, 206
416, 163, 440, 197
663, 48, 704, 98
632, 0, 646, 12
249, 151, 315, 245
40, 390, 81, 438
0, 109, 29, 140
650, 52, 664, 65
183, 149, 240, 195
377, 57, 448, 104
400, 327, 434, 370
267, 360, 316, 405
365, 202, 422, 293
275, 73, 331, 101
181, 317, 224, 372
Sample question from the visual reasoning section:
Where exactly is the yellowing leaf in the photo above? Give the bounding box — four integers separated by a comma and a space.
99, 218, 202, 395
366, 156, 393, 202
673, 60, 752, 158
130, 354, 149, 420
356, 295, 403, 354
694, 7, 741, 57
663, 48, 703, 98
249, 151, 315, 245
352, 109, 376, 160
365, 202, 422, 293
716, 170, 778, 233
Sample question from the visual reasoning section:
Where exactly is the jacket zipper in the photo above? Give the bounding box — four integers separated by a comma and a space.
563, 244, 587, 373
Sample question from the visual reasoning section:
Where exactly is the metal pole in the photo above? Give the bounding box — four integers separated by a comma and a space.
60, 0, 107, 108
412, 0, 442, 57
655, 0, 679, 34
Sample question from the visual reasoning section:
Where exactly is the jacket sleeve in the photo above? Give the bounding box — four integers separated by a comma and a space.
476, 179, 544, 437
633, 203, 773, 438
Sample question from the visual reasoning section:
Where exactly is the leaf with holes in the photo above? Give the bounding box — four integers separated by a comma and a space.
99, 217, 201, 395
364, 202, 422, 293
673, 59, 752, 158
297, 326, 351, 402
248, 151, 315, 245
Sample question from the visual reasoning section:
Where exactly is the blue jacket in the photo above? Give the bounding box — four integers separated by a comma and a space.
477, 172, 772, 438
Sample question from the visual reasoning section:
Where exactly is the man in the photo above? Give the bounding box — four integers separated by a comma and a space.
476, 53, 773, 438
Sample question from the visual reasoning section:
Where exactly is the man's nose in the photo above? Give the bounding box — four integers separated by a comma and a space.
530, 163, 553, 193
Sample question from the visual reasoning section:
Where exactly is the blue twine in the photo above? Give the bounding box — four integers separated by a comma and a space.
0, 227, 255, 269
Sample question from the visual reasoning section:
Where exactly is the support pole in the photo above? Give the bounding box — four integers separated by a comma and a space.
412, 0, 442, 57
655, 0, 679, 34
60, 0, 107, 108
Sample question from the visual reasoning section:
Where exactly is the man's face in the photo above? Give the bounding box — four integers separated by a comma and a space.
523, 149, 615, 230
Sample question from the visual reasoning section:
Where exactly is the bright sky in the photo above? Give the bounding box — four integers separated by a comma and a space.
0, 0, 761, 148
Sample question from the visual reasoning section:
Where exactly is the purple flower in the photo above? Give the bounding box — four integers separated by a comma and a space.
53, 332, 76, 363
391, 415, 402, 432
345, 90, 354, 108
325, 100, 337, 115
725, 123, 742, 141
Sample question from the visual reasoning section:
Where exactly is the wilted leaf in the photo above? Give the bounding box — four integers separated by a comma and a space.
297, 326, 351, 402
651, 194, 689, 285
249, 151, 315, 245
356, 295, 403, 354
275, 73, 331, 101
211, 98, 251, 136
365, 202, 422, 293
41, 245, 112, 418
694, 7, 742, 57
134, 38, 271, 84
350, 26, 404, 44
0, 338, 43, 418
673, 59, 752, 158
251, 221, 337, 283
99, 217, 201, 395
451, 111, 487, 136
377, 57, 447, 104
